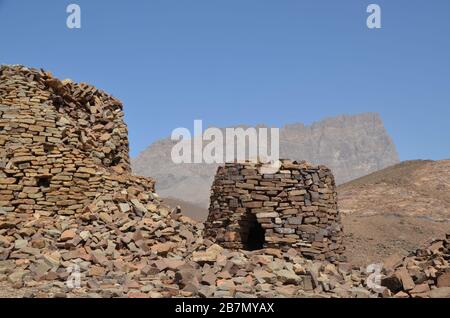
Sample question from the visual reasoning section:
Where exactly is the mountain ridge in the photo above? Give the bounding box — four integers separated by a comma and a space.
132, 112, 400, 208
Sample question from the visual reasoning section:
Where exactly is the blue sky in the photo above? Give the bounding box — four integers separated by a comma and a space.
0, 0, 449, 160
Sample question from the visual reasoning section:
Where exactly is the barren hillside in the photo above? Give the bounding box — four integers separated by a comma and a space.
339, 160, 450, 221
339, 160, 450, 265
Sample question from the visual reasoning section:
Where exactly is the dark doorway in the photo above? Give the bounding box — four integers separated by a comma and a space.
241, 212, 265, 250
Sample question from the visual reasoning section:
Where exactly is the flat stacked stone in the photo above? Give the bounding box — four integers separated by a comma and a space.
0, 65, 153, 217
204, 160, 345, 262
0, 65, 130, 170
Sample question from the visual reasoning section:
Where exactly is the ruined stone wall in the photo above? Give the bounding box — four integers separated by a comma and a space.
0, 65, 130, 170
0, 65, 154, 216
204, 160, 345, 262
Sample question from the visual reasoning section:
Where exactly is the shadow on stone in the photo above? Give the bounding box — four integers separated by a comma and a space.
240, 213, 265, 251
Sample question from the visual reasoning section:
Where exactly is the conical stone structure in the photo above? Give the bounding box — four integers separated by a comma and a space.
204, 160, 345, 262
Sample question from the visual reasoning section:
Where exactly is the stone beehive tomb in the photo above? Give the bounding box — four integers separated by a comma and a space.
204, 160, 345, 262
0, 65, 156, 217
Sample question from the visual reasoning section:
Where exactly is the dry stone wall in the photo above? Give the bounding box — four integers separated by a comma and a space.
205, 160, 345, 262
0, 65, 130, 170
0, 65, 151, 217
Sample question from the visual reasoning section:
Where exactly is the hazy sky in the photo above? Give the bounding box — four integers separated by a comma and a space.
0, 0, 449, 160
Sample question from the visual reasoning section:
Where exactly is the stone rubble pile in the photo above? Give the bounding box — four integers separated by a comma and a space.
1, 238, 377, 298
184, 243, 375, 298
379, 234, 450, 298
205, 161, 345, 263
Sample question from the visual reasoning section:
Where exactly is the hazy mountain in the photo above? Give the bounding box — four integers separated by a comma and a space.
132, 113, 399, 209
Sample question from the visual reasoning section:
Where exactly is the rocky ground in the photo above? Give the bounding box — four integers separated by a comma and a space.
342, 214, 449, 266
0, 185, 449, 298
0, 191, 370, 298
0, 214, 449, 298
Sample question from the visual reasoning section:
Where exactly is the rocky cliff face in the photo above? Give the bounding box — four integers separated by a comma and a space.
132, 113, 399, 209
